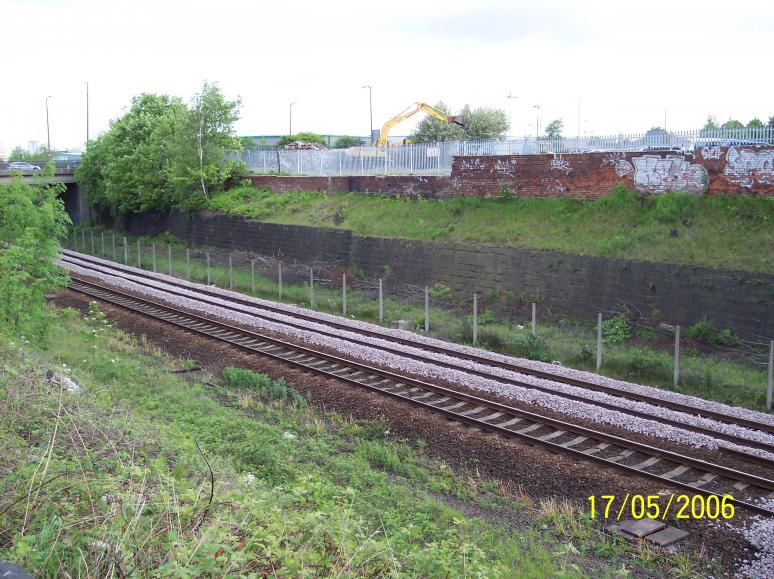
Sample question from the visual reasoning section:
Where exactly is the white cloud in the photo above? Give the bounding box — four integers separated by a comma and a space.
1, 0, 772, 152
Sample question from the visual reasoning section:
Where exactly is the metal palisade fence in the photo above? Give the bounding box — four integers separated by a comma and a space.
230, 126, 774, 177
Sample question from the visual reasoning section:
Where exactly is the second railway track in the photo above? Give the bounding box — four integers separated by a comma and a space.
66, 275, 774, 518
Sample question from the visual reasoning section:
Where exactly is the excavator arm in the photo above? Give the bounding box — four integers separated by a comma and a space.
376, 102, 465, 146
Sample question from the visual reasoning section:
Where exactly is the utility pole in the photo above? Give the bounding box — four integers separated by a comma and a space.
45, 95, 51, 153
362, 85, 373, 144
289, 101, 298, 136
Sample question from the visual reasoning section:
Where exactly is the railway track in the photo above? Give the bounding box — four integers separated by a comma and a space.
61, 250, 774, 459
67, 275, 774, 517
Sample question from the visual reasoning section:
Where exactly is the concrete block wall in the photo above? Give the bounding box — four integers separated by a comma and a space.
125, 210, 774, 340
244, 175, 453, 197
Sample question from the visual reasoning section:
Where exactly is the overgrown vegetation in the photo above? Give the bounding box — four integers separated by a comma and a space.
222, 366, 306, 408
0, 306, 714, 577
0, 178, 69, 339
205, 184, 774, 273
77, 82, 241, 216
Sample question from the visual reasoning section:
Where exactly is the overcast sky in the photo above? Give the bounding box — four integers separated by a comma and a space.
1, 0, 772, 154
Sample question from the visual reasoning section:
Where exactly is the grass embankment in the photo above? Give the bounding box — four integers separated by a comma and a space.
68, 229, 774, 412
208, 185, 774, 274
0, 305, 710, 577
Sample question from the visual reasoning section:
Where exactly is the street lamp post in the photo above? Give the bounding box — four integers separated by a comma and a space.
85, 81, 90, 146
533, 104, 541, 139
362, 85, 373, 144
289, 101, 298, 136
506, 92, 517, 137
45, 95, 51, 153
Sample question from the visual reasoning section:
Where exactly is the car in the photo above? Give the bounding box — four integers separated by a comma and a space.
7, 161, 41, 171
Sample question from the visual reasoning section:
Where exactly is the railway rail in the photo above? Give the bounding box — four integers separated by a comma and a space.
66, 275, 774, 517
61, 250, 774, 460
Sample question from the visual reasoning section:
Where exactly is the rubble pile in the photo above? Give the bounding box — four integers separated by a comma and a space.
282, 141, 327, 150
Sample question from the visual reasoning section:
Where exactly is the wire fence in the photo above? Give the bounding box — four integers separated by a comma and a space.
67, 227, 774, 411
229, 127, 774, 177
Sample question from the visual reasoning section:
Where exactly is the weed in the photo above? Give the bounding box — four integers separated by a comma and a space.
602, 313, 632, 344
222, 366, 306, 408
685, 317, 738, 346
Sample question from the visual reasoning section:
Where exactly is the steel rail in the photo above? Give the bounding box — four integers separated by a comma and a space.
61, 251, 774, 453
66, 276, 774, 518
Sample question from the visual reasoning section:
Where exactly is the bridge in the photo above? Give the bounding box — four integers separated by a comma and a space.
0, 162, 90, 223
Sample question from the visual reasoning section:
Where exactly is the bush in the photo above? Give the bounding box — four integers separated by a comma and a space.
685, 318, 738, 347
648, 191, 699, 223
602, 313, 631, 344
506, 334, 553, 362
277, 132, 326, 147
222, 367, 306, 408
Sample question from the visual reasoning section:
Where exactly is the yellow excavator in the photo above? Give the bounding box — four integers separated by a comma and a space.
375, 102, 465, 146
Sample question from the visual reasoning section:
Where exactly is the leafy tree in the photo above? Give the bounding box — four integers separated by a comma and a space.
411, 102, 508, 143
277, 132, 326, 146
8, 145, 53, 162
172, 82, 242, 208
701, 115, 720, 132
746, 118, 764, 128
769, 116, 774, 128
544, 119, 564, 139
0, 177, 70, 337
721, 119, 744, 129
333, 135, 366, 148
78, 93, 184, 216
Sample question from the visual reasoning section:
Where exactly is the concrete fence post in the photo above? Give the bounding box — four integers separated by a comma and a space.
100, 232, 104, 256
122, 237, 128, 264
206, 252, 211, 285
168, 244, 172, 276
674, 325, 681, 386
531, 303, 536, 336
342, 273, 347, 315
424, 286, 430, 334
473, 293, 478, 345
278, 261, 282, 300
251, 259, 255, 293
228, 254, 233, 289
152, 243, 157, 272
309, 268, 315, 308
137, 239, 141, 269
596, 313, 603, 371
111, 234, 116, 261
90, 231, 94, 254
767, 339, 773, 411
378, 278, 384, 323
82, 230, 86, 250
186, 249, 191, 280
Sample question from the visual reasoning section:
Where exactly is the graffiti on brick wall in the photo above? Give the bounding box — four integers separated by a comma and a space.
631, 155, 708, 193
701, 146, 722, 160
723, 147, 774, 188
459, 158, 484, 172
492, 158, 517, 177
550, 154, 572, 174
602, 152, 634, 177
540, 177, 567, 194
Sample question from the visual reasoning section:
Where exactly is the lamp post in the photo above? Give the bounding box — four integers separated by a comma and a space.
289, 101, 298, 137
533, 104, 541, 139
45, 95, 51, 153
362, 85, 373, 144
506, 91, 517, 137
84, 81, 90, 146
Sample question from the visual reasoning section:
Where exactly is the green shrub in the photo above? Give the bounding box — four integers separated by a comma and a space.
602, 313, 632, 344
648, 191, 699, 223
506, 334, 553, 362
222, 367, 306, 408
428, 282, 452, 300
685, 318, 738, 346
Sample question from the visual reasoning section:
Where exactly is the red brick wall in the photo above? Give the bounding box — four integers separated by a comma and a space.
452, 146, 774, 197
243, 175, 453, 197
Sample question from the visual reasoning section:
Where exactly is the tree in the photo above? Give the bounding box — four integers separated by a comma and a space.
701, 115, 720, 131
78, 93, 185, 216
333, 135, 366, 148
721, 119, 744, 129
277, 132, 326, 147
410, 102, 508, 143
769, 116, 774, 128
746, 118, 764, 128
172, 82, 242, 208
544, 119, 564, 139
8, 145, 54, 162
0, 177, 70, 337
